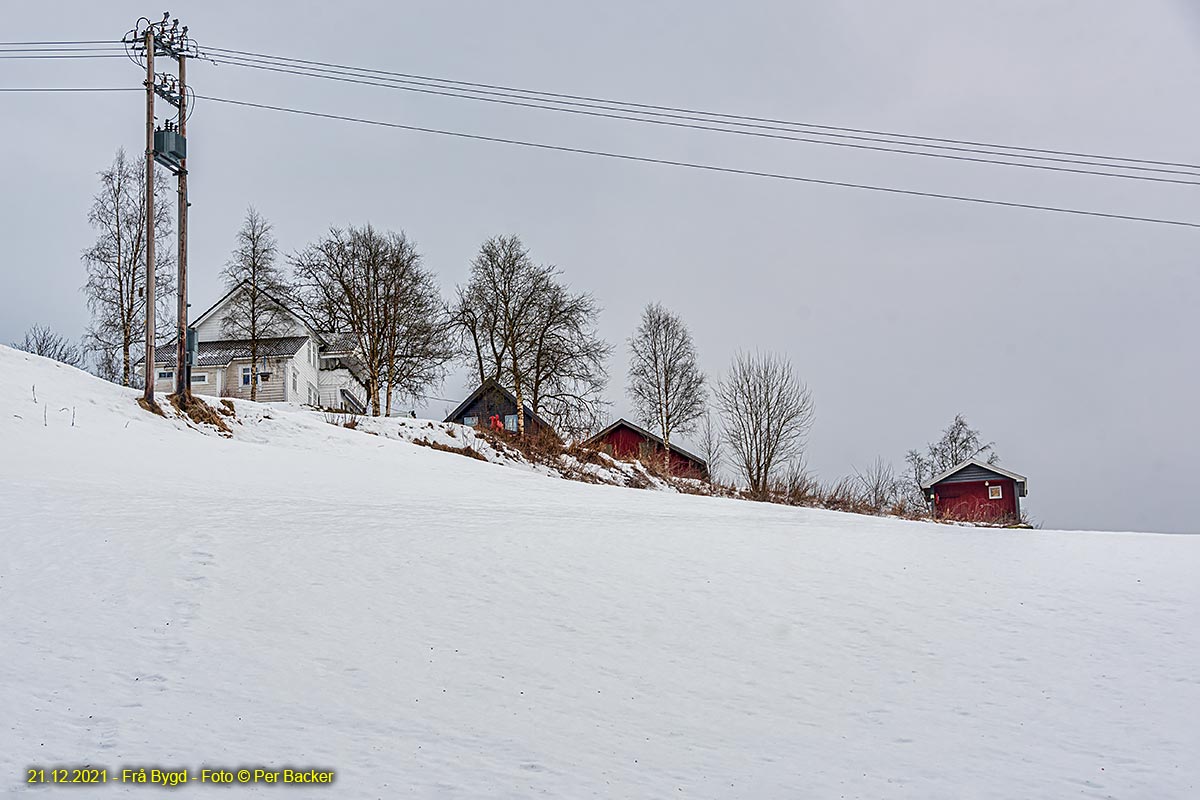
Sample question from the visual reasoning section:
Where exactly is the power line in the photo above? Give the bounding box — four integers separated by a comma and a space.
194, 92, 1200, 229
0, 53, 129, 59
0, 39, 120, 45
0, 86, 139, 92
202, 43, 1200, 173
11, 37, 1200, 173
202, 52, 1200, 186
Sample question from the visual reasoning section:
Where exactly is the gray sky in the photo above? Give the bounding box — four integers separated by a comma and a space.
3, 1, 1198, 533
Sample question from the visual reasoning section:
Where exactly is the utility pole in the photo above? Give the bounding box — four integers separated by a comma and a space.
124, 13, 193, 404
175, 51, 188, 397
143, 26, 156, 405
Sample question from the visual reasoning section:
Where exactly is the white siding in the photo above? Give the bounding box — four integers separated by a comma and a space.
221, 357, 290, 403
193, 289, 308, 342
189, 369, 219, 398
318, 365, 367, 411
291, 339, 322, 405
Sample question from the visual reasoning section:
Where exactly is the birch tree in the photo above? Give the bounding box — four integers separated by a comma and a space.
453, 235, 608, 436
293, 224, 451, 416
220, 207, 290, 401
716, 351, 814, 495
904, 414, 999, 503
627, 303, 706, 472
81, 148, 175, 386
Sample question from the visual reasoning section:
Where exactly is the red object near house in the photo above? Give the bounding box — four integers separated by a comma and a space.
921, 459, 1028, 523
586, 418, 708, 478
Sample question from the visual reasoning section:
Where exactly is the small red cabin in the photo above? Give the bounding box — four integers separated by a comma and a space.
921, 459, 1027, 523
586, 418, 708, 479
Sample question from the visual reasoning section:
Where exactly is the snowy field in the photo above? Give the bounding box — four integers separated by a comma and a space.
1, 345, 1197, 798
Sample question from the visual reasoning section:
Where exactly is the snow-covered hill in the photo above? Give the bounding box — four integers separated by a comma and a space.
2, 345, 1197, 798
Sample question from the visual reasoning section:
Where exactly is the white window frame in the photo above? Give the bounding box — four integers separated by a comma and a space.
158, 370, 173, 380
191, 373, 207, 384
504, 414, 519, 432
242, 366, 252, 386
988, 485, 1003, 500
463, 415, 478, 427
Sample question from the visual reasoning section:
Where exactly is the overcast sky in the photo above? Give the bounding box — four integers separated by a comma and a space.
3, 1, 1198, 533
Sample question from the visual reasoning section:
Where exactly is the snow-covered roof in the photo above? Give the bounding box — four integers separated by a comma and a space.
920, 458, 1028, 492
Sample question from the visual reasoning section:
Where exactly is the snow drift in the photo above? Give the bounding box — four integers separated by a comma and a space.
1, 345, 1197, 798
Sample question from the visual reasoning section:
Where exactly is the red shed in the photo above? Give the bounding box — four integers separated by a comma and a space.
921, 458, 1028, 523
586, 418, 708, 479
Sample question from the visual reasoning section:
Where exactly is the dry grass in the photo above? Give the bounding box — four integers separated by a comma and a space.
168, 392, 232, 434
411, 437, 487, 461
136, 396, 165, 417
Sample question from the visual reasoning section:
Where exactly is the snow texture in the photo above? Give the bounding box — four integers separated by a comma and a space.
1, 345, 1197, 798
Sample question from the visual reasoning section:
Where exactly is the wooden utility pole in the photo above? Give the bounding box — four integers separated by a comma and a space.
174, 52, 189, 397
143, 27, 156, 405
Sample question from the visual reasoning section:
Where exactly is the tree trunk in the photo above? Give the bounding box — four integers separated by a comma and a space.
369, 376, 381, 416
515, 382, 525, 438
121, 340, 131, 387
249, 342, 258, 401
663, 430, 672, 475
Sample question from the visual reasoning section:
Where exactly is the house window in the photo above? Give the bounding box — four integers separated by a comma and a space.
292, 370, 298, 393
463, 415, 478, 427
191, 373, 207, 384
242, 367, 251, 386
504, 414, 518, 432
988, 485, 1003, 500
158, 370, 173, 380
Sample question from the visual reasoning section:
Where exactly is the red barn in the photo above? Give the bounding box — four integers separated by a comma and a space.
921, 458, 1027, 523
586, 418, 708, 479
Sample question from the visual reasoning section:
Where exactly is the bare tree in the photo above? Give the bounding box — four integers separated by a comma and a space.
905, 414, 999, 503
81, 148, 175, 386
697, 408, 724, 483
854, 456, 901, 511
12, 324, 86, 368
527, 280, 610, 436
379, 260, 455, 416
221, 207, 291, 401
715, 352, 815, 495
453, 235, 609, 436
627, 303, 706, 472
293, 224, 452, 416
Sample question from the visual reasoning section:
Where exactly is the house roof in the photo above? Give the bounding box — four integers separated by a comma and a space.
443, 378, 555, 430
319, 332, 359, 356
920, 458, 1028, 492
586, 417, 708, 469
153, 336, 310, 366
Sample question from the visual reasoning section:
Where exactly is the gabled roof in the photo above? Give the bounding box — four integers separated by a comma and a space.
443, 378, 554, 430
153, 336, 310, 366
191, 279, 318, 341
921, 458, 1028, 492
586, 417, 707, 469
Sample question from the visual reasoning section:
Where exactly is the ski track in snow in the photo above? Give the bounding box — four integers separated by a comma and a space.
1, 345, 1198, 798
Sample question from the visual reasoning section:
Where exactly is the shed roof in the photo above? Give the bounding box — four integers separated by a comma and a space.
585, 417, 708, 470
921, 458, 1028, 494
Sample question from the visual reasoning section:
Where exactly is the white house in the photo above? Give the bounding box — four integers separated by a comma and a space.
146, 281, 370, 413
